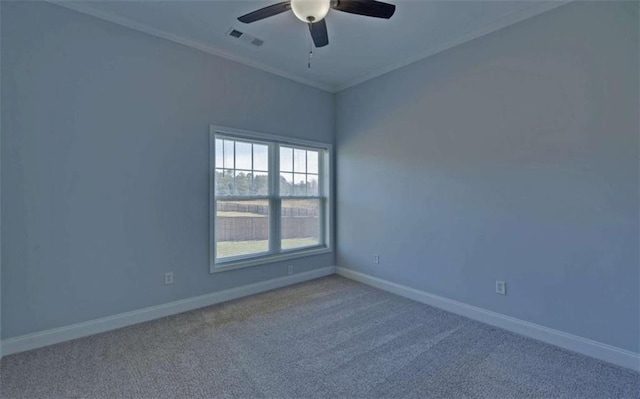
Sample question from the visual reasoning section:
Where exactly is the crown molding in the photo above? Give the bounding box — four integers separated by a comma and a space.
48, 1, 571, 94
334, 1, 572, 92
48, 1, 337, 93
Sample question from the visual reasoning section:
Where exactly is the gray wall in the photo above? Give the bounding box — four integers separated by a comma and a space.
1, 2, 334, 339
336, 1, 639, 353
0, 0, 3, 357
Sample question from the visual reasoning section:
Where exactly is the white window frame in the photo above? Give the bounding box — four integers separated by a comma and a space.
210, 125, 333, 273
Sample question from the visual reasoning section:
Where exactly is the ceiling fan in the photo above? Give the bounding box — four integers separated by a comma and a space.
237, 0, 396, 48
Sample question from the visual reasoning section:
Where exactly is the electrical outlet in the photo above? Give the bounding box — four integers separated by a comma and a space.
495, 280, 506, 295
373, 254, 380, 264
164, 272, 174, 285
287, 265, 293, 275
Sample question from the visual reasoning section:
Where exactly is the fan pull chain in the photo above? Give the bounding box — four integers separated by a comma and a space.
308, 23, 313, 69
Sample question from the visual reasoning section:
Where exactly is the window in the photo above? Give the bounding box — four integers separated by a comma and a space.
210, 126, 332, 272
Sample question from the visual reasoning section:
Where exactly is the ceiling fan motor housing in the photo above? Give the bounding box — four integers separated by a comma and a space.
291, 0, 331, 23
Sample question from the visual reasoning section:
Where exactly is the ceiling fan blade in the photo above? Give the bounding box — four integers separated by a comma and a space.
309, 19, 329, 48
238, 2, 291, 23
331, 0, 395, 19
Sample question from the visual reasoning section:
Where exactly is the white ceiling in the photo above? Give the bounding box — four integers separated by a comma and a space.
56, 0, 567, 92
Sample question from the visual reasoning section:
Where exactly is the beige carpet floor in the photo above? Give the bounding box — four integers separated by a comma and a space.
1, 275, 638, 398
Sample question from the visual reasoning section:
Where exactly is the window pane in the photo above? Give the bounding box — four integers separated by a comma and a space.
223, 140, 234, 169
282, 199, 320, 250
253, 144, 268, 172
216, 138, 271, 198
293, 149, 306, 173
280, 173, 293, 196
216, 200, 269, 259
215, 168, 234, 196
294, 173, 306, 196
235, 171, 251, 196
307, 174, 319, 196
215, 139, 224, 168
280, 147, 293, 172
235, 141, 252, 170
252, 172, 268, 195
307, 150, 319, 174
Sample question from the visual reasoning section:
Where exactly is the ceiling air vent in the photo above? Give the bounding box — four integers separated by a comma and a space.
227, 28, 264, 48
229, 29, 243, 38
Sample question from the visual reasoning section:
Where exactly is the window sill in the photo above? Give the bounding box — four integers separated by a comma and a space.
210, 246, 332, 274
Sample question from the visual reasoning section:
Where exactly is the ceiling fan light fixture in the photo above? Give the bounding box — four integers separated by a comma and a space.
291, 0, 331, 23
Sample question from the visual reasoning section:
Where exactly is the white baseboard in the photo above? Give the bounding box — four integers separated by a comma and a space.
5, 265, 638, 373
336, 267, 640, 372
1, 266, 336, 357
